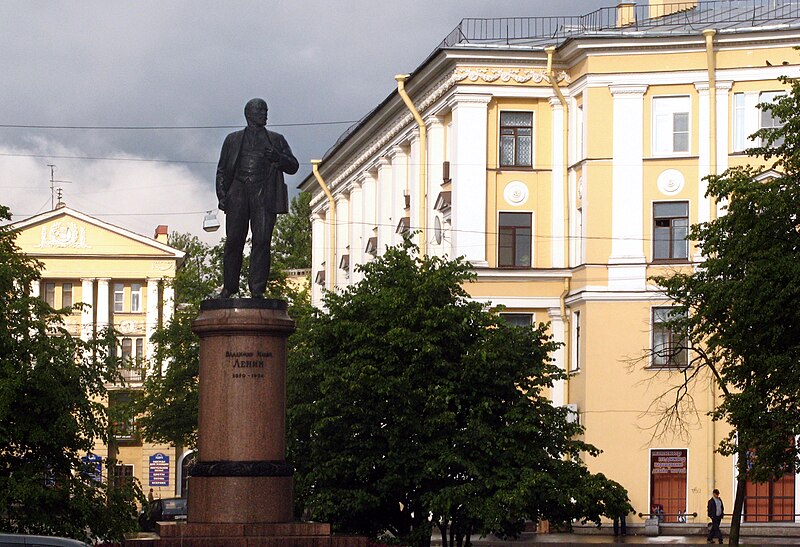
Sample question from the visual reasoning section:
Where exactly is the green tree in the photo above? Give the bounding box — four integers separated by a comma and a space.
0, 204, 141, 542
272, 192, 312, 270
288, 239, 630, 547
139, 223, 311, 449
650, 72, 800, 545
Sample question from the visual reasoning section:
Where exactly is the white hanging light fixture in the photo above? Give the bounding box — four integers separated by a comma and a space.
202, 210, 220, 232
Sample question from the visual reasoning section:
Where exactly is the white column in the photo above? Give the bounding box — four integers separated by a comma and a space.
547, 308, 566, 407
426, 116, 446, 257
695, 82, 712, 226
450, 94, 490, 266
608, 85, 648, 290
408, 133, 421, 248
162, 282, 174, 330
334, 192, 350, 288
30, 280, 40, 298
80, 278, 95, 341
350, 177, 365, 283
550, 96, 566, 268
146, 277, 161, 360
376, 157, 393, 254
715, 82, 733, 218
96, 278, 110, 332
389, 145, 408, 247
311, 212, 326, 308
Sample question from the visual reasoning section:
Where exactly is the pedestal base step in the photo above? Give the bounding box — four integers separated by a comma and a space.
124, 522, 368, 547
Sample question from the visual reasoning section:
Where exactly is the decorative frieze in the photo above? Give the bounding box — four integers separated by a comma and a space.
453, 67, 570, 85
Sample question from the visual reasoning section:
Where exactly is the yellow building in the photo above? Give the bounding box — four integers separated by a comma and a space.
300, 0, 800, 525
12, 203, 185, 499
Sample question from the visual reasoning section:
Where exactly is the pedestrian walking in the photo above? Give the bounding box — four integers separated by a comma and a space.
707, 488, 724, 544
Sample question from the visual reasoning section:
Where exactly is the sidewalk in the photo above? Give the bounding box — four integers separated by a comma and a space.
462, 523, 800, 546
467, 533, 800, 545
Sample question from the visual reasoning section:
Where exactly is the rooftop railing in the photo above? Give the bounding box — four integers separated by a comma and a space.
438, 0, 800, 50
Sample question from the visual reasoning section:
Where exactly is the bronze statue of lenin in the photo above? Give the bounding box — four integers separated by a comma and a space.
215, 98, 299, 298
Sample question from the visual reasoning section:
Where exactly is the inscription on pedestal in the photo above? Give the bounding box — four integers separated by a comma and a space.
225, 349, 271, 379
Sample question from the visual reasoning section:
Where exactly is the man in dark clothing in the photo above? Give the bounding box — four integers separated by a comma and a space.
707, 488, 724, 544
216, 98, 299, 298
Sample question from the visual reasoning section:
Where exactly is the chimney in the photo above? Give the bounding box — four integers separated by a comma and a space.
648, 0, 697, 20
154, 225, 169, 244
617, 2, 637, 27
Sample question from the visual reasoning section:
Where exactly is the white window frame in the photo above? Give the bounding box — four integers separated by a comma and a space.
652, 200, 690, 262
130, 283, 142, 313
113, 283, 125, 312
759, 91, 787, 147
652, 95, 691, 156
571, 310, 581, 373
497, 211, 534, 268
650, 306, 688, 368
498, 110, 534, 168
498, 312, 534, 327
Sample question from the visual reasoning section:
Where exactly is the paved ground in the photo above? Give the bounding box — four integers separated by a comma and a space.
467, 534, 800, 545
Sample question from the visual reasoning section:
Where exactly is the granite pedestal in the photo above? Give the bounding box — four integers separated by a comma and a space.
125, 298, 365, 546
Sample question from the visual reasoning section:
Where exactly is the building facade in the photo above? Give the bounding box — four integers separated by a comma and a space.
300, 0, 800, 524
12, 204, 185, 498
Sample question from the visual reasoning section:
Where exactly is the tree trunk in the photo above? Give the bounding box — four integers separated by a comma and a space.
728, 451, 748, 546
438, 524, 447, 547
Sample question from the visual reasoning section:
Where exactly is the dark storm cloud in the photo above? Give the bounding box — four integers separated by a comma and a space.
0, 0, 609, 240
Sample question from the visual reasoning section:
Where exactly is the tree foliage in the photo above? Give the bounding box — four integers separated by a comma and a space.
0, 204, 141, 542
273, 192, 312, 270
651, 71, 800, 544
139, 202, 312, 449
288, 239, 630, 547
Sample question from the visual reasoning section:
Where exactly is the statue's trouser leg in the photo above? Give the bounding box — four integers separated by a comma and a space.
223, 179, 250, 294
248, 188, 276, 296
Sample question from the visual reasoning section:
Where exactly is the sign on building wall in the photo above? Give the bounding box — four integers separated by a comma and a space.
650, 449, 688, 523
81, 453, 103, 482
149, 452, 170, 487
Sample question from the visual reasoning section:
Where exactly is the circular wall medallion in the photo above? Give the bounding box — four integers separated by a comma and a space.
657, 169, 685, 196
119, 320, 136, 334
503, 181, 529, 206
434, 216, 443, 245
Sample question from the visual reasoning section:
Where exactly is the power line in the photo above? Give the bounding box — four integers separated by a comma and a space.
0, 120, 359, 130
0, 151, 214, 165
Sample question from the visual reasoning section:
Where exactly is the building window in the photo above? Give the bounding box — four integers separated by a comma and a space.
44, 282, 56, 307
499, 313, 533, 327
109, 391, 140, 445
130, 283, 142, 313
113, 283, 124, 312
113, 464, 134, 487
573, 310, 581, 372
498, 212, 532, 268
119, 337, 144, 365
652, 307, 688, 368
759, 91, 786, 147
62, 282, 73, 308
653, 202, 689, 261
652, 96, 690, 155
499, 111, 533, 167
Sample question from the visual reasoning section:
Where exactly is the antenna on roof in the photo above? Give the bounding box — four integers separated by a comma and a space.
47, 164, 72, 210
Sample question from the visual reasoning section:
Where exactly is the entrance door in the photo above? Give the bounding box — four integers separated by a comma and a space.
744, 472, 795, 522
651, 449, 688, 523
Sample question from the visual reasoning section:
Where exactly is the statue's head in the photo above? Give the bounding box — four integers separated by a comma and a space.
244, 98, 268, 127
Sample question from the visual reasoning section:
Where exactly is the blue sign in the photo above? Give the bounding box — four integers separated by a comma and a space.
149, 452, 170, 487
81, 453, 103, 482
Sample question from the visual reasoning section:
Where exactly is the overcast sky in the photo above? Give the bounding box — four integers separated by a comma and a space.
1, 0, 608, 243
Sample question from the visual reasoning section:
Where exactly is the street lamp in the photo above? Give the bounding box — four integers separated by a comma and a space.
202, 211, 220, 232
